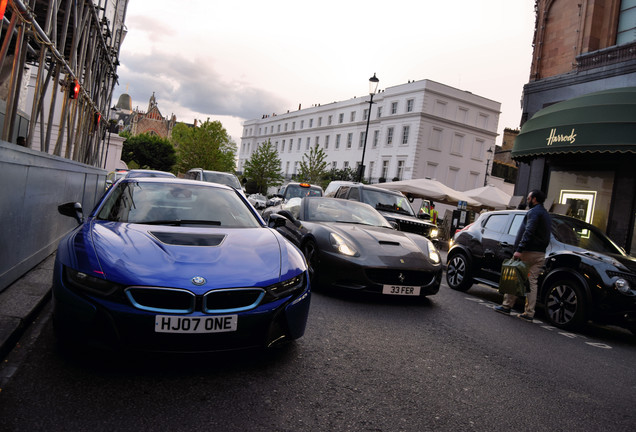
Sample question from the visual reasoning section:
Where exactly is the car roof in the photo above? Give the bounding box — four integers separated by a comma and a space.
119, 176, 233, 190
124, 169, 176, 178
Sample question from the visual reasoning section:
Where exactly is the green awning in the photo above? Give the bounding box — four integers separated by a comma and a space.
512, 87, 636, 159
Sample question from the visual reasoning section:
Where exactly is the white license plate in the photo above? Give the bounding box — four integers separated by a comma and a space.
382, 285, 421, 296
154, 315, 237, 333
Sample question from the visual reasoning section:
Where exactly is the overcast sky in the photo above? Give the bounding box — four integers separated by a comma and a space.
114, 0, 536, 146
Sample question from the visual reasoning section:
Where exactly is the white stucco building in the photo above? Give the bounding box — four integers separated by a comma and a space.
238, 79, 501, 191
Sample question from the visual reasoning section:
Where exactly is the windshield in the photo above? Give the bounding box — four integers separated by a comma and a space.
284, 185, 323, 200
96, 181, 260, 228
202, 172, 242, 189
305, 198, 392, 228
360, 189, 416, 216
551, 216, 625, 255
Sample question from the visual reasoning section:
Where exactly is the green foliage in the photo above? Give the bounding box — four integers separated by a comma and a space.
324, 167, 358, 183
243, 140, 284, 194
297, 144, 329, 185
121, 133, 176, 172
172, 119, 237, 174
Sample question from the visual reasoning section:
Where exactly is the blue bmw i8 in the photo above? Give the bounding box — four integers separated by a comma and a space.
53, 177, 310, 352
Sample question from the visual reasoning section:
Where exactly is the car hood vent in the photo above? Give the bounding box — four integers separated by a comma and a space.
149, 231, 226, 246
379, 240, 401, 246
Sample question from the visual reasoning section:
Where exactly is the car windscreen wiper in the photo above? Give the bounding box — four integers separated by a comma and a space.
142, 220, 222, 226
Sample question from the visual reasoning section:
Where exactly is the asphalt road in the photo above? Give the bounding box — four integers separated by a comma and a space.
1, 281, 635, 432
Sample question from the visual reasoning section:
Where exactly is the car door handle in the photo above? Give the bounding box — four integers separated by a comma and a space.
499, 242, 511, 247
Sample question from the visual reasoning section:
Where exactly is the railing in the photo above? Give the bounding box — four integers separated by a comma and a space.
576, 41, 636, 72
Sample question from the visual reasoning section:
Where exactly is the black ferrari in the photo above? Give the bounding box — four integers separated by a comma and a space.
268, 197, 443, 297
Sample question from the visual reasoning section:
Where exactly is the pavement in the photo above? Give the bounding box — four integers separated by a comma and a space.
0, 246, 449, 360
0, 254, 55, 360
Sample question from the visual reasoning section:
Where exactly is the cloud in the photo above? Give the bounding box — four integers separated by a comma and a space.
115, 50, 288, 121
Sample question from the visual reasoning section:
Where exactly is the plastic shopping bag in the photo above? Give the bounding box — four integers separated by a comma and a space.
498, 258, 529, 297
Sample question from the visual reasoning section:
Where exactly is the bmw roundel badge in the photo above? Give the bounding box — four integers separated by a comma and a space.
191, 276, 206, 286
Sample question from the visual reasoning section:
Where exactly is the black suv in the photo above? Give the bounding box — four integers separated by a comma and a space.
446, 210, 636, 333
334, 183, 439, 242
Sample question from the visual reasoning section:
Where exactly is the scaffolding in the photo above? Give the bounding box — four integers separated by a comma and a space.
0, 0, 128, 167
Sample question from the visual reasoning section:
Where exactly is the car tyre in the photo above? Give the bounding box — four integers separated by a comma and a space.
302, 240, 321, 290
543, 278, 587, 330
446, 252, 473, 292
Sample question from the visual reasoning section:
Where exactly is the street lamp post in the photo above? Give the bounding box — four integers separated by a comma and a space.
357, 73, 380, 183
483, 147, 494, 186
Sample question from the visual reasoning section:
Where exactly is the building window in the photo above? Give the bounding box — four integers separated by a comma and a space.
275, 141, 278, 151
318, 117, 322, 127
391, 102, 398, 114
373, 130, 379, 148
618, 2, 636, 45
270, 126, 274, 133
359, 132, 366, 148
284, 123, 288, 131
344, 161, 349, 169
386, 127, 394, 145
325, 135, 330, 149
306, 137, 310, 150
426, 162, 438, 179
315, 136, 320, 146
363, 108, 369, 121
338, 113, 344, 124
401, 126, 410, 145
396, 160, 405, 180
377, 106, 382, 118
300, 120, 304, 129
406, 99, 414, 112
335, 134, 341, 149
478, 113, 488, 128
277, 124, 281, 132
472, 138, 485, 160
468, 171, 480, 189
350, 111, 356, 122
328, 115, 333, 125
294, 161, 298, 175
381, 160, 389, 179
292, 122, 296, 131
309, 119, 314, 128
281, 140, 285, 152
285, 161, 290, 175
446, 166, 459, 189
289, 138, 293, 152
332, 161, 337, 169
429, 127, 443, 151
368, 161, 374, 180
434, 100, 447, 117
347, 133, 353, 149
457, 107, 468, 123
451, 133, 464, 155
296, 139, 300, 151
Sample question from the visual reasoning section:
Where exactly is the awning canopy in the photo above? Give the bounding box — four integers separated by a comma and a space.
512, 87, 636, 160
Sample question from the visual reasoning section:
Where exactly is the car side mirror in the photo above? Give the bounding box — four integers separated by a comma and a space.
389, 221, 399, 230
58, 202, 84, 225
277, 210, 302, 227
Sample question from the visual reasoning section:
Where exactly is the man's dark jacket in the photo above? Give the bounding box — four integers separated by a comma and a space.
514, 204, 551, 253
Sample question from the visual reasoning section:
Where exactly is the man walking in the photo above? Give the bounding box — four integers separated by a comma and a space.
495, 189, 551, 322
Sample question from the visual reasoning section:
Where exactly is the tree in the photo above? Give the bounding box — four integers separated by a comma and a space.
121, 133, 176, 172
172, 119, 237, 173
297, 144, 328, 185
324, 166, 357, 183
243, 140, 284, 194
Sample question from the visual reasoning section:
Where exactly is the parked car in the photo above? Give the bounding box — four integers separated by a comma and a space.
268, 197, 443, 297
53, 177, 311, 352
333, 183, 439, 242
247, 193, 267, 210
324, 180, 357, 196
123, 169, 176, 179
184, 168, 245, 196
262, 182, 323, 220
105, 168, 129, 189
445, 210, 636, 333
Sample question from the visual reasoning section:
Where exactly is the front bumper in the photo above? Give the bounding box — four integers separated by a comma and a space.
52, 262, 311, 352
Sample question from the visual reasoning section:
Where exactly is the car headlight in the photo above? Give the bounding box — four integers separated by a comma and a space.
430, 228, 439, 238
330, 233, 358, 256
429, 249, 441, 264
265, 273, 306, 300
64, 267, 122, 296
615, 278, 631, 294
